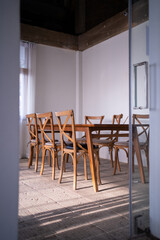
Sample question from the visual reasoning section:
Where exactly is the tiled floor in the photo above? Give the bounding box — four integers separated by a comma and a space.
18, 157, 151, 240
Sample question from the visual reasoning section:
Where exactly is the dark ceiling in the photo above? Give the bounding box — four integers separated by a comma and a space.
20, 0, 130, 36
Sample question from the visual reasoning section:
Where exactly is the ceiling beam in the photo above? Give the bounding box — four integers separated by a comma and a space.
21, 23, 78, 50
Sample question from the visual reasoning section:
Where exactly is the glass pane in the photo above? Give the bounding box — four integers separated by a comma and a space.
131, 0, 149, 237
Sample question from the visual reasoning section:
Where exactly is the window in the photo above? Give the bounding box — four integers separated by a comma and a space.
19, 41, 36, 158
19, 42, 29, 121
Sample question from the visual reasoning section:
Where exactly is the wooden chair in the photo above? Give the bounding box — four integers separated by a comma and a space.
76, 115, 105, 143
55, 110, 101, 190
92, 114, 123, 168
37, 112, 61, 180
26, 113, 41, 172
113, 114, 149, 175
85, 115, 104, 125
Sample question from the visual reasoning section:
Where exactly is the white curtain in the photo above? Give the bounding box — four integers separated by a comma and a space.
19, 41, 37, 158
27, 42, 37, 114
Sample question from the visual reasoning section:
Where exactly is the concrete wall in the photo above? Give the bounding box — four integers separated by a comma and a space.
0, 0, 19, 239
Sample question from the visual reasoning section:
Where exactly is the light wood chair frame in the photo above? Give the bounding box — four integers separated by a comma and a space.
37, 112, 61, 180
76, 115, 104, 142
92, 114, 123, 168
113, 114, 149, 175
26, 113, 41, 172
55, 110, 100, 190
85, 115, 104, 125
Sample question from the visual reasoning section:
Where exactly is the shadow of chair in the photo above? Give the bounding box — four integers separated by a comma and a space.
55, 110, 101, 190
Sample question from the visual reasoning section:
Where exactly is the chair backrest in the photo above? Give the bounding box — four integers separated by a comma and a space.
37, 112, 55, 147
111, 114, 123, 140
85, 115, 104, 137
26, 113, 38, 144
85, 115, 104, 125
112, 114, 123, 124
133, 114, 149, 143
55, 110, 87, 153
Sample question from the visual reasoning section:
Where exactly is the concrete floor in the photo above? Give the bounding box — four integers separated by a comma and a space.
18, 157, 151, 240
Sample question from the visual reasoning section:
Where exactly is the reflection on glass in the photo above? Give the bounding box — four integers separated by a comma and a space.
134, 61, 148, 109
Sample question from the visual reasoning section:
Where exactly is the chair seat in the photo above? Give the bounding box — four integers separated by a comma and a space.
139, 142, 147, 147
31, 139, 42, 144
76, 137, 86, 142
115, 141, 147, 148
45, 141, 61, 146
92, 138, 113, 145
30, 139, 37, 145
115, 141, 129, 147
65, 143, 98, 150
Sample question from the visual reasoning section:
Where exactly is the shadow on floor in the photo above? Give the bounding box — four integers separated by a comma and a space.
18, 158, 150, 240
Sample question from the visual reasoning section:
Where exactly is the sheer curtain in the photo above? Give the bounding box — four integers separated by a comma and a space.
19, 41, 37, 158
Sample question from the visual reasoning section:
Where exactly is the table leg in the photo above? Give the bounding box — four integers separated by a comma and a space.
85, 128, 98, 192
133, 127, 145, 183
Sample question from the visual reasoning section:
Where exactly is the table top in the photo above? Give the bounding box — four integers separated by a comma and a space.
43, 123, 148, 137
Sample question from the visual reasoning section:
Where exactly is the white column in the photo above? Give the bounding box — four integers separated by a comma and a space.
76, 51, 83, 124
149, 0, 160, 238
0, 0, 19, 239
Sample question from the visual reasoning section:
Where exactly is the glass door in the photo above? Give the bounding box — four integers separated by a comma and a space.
129, 0, 150, 237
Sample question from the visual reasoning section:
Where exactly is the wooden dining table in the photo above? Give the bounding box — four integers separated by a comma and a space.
44, 123, 147, 192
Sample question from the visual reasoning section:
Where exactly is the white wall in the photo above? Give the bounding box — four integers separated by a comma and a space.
81, 22, 149, 161
35, 45, 77, 121
28, 22, 148, 163
82, 31, 129, 121
0, 0, 19, 239
24, 45, 78, 158
33, 23, 148, 162
82, 31, 129, 160
132, 21, 149, 115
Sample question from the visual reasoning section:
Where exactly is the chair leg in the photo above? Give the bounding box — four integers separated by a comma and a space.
56, 152, 60, 170
28, 145, 34, 168
73, 154, 77, 190
117, 151, 121, 172
113, 147, 119, 175
35, 145, 39, 172
110, 147, 114, 168
59, 153, 65, 184
145, 148, 149, 174
95, 151, 101, 185
66, 153, 69, 163
63, 154, 66, 172
132, 148, 134, 173
40, 148, 46, 175
83, 153, 88, 180
48, 151, 51, 167
51, 151, 55, 180
98, 149, 100, 165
